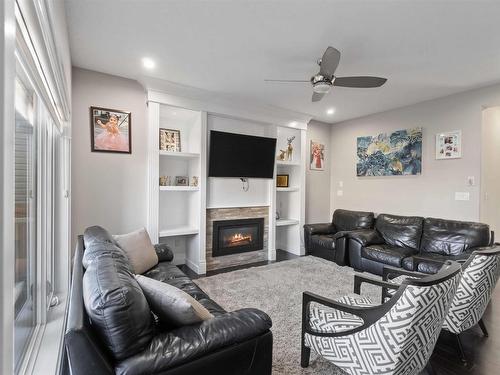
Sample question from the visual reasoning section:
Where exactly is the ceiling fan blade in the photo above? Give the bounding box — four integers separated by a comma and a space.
319, 46, 341, 77
264, 79, 310, 83
312, 92, 325, 102
334, 76, 387, 88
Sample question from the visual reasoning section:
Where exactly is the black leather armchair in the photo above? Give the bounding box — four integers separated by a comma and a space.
304, 209, 375, 265
64, 228, 273, 375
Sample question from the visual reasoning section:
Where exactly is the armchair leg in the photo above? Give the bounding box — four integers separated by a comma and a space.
478, 318, 489, 337
301, 342, 310, 368
455, 334, 468, 364
424, 361, 436, 375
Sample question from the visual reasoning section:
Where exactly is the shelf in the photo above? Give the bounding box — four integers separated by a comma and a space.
159, 226, 199, 237
160, 186, 199, 191
276, 218, 300, 227
276, 160, 300, 166
159, 151, 200, 158
276, 186, 299, 192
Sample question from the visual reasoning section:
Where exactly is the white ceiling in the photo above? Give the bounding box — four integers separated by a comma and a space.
65, 0, 500, 123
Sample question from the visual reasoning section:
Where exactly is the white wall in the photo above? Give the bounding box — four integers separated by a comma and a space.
71, 68, 147, 243
481, 106, 500, 233
329, 83, 500, 222
306, 120, 331, 223
206, 114, 273, 208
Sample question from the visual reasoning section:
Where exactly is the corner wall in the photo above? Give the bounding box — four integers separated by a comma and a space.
71, 68, 148, 243
329, 83, 500, 222
305, 120, 331, 223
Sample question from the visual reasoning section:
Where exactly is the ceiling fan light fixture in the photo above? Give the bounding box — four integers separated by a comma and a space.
313, 81, 332, 94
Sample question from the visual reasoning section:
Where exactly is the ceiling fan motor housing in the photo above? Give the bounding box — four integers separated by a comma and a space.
311, 74, 333, 93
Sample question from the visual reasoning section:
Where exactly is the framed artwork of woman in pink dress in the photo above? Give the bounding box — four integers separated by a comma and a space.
90, 106, 131, 153
310, 140, 325, 171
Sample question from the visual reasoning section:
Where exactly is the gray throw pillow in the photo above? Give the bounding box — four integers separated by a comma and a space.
114, 228, 158, 274
135, 275, 213, 326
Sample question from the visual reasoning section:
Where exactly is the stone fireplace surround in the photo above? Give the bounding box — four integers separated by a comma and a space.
206, 206, 269, 271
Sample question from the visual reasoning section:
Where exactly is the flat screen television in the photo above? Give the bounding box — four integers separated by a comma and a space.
208, 131, 277, 178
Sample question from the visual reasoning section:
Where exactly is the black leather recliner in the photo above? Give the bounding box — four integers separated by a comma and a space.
64, 227, 273, 375
304, 209, 375, 265
349, 214, 492, 275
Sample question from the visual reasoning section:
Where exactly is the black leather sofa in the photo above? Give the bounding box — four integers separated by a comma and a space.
304, 209, 375, 265
349, 214, 493, 275
64, 227, 273, 375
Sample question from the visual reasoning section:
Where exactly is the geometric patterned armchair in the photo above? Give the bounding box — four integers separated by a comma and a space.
382, 247, 500, 364
301, 261, 462, 375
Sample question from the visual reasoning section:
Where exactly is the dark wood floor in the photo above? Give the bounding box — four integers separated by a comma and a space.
181, 251, 500, 374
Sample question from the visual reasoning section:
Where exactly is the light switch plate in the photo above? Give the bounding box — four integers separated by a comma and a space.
337, 190, 343, 196
339, 181, 344, 187
455, 192, 470, 201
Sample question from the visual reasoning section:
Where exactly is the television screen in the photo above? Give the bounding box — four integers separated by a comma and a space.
208, 131, 277, 178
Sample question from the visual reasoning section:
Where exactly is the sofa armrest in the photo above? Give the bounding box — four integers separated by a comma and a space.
348, 229, 384, 247
303, 223, 336, 236
154, 243, 174, 262
115, 308, 272, 375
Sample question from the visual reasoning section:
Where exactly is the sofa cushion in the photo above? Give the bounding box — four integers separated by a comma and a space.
311, 234, 336, 250
375, 214, 424, 250
420, 218, 490, 256
136, 275, 214, 327
362, 244, 416, 267
114, 228, 159, 274
332, 209, 374, 232
83, 251, 154, 361
402, 252, 472, 274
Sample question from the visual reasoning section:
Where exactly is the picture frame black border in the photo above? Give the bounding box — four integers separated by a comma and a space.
90, 106, 132, 154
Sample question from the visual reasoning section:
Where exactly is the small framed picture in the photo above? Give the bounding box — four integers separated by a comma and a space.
175, 176, 188, 186
276, 174, 289, 188
159, 128, 181, 152
436, 130, 462, 160
310, 140, 325, 170
90, 106, 131, 153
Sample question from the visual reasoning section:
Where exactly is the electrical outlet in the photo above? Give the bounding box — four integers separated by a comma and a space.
339, 181, 344, 187
337, 190, 343, 197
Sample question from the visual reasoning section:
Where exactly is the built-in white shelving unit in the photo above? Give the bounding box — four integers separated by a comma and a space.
148, 102, 207, 273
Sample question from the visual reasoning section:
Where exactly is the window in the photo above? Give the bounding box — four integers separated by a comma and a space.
13, 59, 63, 373
14, 74, 37, 372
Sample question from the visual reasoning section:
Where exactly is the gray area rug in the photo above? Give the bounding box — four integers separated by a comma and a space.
195, 256, 382, 374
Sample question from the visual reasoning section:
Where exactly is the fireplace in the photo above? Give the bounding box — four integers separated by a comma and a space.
212, 218, 264, 257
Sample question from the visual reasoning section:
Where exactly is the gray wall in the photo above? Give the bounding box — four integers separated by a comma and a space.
305, 120, 331, 223
329, 83, 500, 222
71, 68, 148, 244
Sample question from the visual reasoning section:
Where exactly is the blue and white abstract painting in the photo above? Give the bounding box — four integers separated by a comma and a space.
356, 128, 422, 176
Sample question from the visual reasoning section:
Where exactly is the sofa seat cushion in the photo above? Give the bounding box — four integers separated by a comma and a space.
362, 245, 416, 267
420, 218, 490, 256
402, 252, 471, 274
311, 234, 336, 250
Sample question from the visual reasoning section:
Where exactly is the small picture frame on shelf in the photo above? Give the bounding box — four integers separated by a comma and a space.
190, 176, 199, 187
159, 128, 181, 152
175, 176, 189, 186
276, 174, 289, 188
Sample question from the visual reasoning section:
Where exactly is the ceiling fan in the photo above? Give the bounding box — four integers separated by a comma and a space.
265, 46, 387, 102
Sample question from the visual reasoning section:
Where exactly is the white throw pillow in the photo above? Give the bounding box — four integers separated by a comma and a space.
135, 275, 214, 326
113, 228, 158, 274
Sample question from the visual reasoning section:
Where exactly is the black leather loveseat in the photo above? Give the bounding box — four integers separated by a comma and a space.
304, 209, 375, 265
349, 214, 493, 275
64, 226, 273, 375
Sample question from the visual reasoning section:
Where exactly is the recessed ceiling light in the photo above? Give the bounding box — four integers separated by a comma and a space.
327, 108, 335, 115
289, 121, 298, 127
142, 57, 155, 69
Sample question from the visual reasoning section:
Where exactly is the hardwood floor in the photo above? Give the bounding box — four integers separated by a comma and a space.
181, 252, 499, 374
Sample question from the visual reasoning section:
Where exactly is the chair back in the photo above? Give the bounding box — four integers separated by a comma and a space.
443, 247, 500, 334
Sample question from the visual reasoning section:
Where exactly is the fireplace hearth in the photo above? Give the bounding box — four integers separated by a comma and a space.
212, 218, 264, 257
